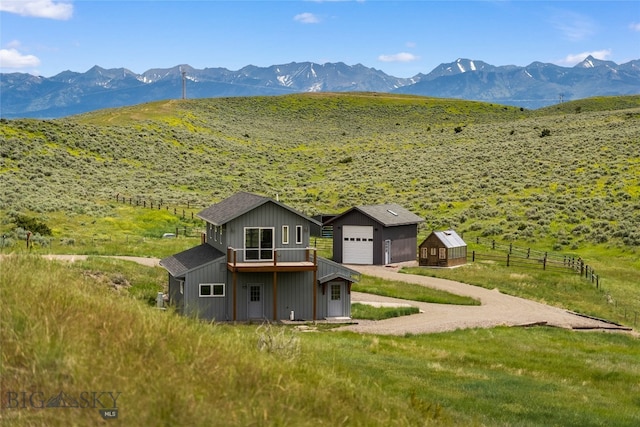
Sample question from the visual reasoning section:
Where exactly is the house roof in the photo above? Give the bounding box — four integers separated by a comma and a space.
197, 191, 321, 226
159, 243, 225, 277
431, 230, 467, 248
325, 203, 425, 227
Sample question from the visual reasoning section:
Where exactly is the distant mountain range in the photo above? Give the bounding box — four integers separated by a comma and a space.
1, 56, 639, 118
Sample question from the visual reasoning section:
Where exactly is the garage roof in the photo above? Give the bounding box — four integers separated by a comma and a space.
326, 203, 424, 227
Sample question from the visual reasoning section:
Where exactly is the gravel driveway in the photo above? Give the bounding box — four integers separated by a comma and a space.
35, 255, 633, 336
339, 262, 633, 335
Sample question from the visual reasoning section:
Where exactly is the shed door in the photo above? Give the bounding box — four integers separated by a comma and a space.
343, 225, 374, 264
327, 283, 343, 317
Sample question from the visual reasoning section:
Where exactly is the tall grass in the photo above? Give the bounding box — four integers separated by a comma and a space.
2, 256, 639, 426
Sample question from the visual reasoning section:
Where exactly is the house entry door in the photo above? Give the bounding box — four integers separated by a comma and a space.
248, 284, 264, 319
327, 283, 343, 317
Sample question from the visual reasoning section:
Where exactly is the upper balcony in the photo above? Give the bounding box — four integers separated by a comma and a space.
226, 247, 318, 273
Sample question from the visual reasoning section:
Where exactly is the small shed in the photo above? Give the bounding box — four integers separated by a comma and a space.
419, 230, 467, 267
326, 203, 424, 265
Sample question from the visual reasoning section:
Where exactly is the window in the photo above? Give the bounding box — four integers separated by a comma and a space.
213, 226, 218, 242
282, 225, 289, 245
331, 284, 341, 300
199, 283, 225, 297
421, 248, 428, 258
179, 280, 184, 295
245, 227, 274, 261
439, 248, 447, 260
296, 225, 303, 244
430, 247, 437, 256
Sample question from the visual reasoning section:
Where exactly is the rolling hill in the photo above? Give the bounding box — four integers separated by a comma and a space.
1, 92, 639, 249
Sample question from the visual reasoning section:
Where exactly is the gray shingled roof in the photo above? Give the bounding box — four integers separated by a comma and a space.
159, 244, 225, 277
327, 203, 424, 227
433, 230, 466, 248
197, 191, 320, 226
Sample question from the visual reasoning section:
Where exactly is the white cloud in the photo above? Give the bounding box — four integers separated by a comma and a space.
377, 52, 419, 63
0, 0, 73, 20
294, 12, 320, 24
630, 22, 640, 32
0, 48, 41, 68
559, 49, 612, 66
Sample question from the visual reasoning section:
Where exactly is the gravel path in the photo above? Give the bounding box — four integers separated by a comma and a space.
340, 262, 632, 335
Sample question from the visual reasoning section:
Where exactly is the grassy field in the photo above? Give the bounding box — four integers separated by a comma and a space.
1, 256, 639, 426
1, 93, 639, 425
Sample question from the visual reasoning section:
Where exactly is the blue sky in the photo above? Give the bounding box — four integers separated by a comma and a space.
1, 1, 639, 78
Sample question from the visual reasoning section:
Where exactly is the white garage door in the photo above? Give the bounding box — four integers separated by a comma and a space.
343, 225, 374, 264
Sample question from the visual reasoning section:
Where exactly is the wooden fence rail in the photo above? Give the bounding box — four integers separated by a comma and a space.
470, 251, 600, 288
115, 193, 205, 221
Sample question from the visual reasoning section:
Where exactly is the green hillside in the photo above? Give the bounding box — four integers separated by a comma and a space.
2, 93, 639, 248
1, 94, 639, 425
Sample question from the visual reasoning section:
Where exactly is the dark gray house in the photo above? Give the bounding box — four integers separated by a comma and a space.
418, 230, 467, 267
325, 203, 425, 265
160, 192, 358, 321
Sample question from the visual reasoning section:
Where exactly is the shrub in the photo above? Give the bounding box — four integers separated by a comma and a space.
11, 214, 52, 236
539, 128, 551, 138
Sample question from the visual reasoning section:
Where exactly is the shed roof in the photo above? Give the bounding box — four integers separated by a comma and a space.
159, 244, 225, 277
326, 203, 424, 227
317, 272, 358, 284
431, 230, 467, 248
197, 191, 321, 226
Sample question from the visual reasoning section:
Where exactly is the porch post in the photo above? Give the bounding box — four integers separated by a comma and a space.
312, 269, 317, 321
273, 272, 278, 321
232, 271, 237, 321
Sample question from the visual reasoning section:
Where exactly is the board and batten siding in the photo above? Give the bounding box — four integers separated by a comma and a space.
223, 202, 312, 262
183, 259, 228, 320
380, 223, 419, 264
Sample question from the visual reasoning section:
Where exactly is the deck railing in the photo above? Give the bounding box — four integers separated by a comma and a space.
226, 247, 317, 268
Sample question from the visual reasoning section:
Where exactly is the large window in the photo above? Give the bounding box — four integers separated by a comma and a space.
282, 225, 289, 245
200, 283, 225, 297
245, 227, 274, 261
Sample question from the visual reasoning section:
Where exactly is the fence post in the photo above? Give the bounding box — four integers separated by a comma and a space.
527, 248, 531, 259
472, 251, 475, 262
507, 253, 510, 267
543, 256, 547, 270
492, 240, 495, 250
596, 275, 599, 289
509, 243, 512, 254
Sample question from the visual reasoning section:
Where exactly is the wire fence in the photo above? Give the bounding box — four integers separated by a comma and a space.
471, 237, 637, 327
114, 193, 206, 221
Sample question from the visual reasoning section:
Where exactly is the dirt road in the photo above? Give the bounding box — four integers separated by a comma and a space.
340, 262, 632, 335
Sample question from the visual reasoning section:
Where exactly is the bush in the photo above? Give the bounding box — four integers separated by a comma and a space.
11, 214, 52, 236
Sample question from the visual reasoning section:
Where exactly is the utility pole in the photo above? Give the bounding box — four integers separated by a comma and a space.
181, 67, 187, 100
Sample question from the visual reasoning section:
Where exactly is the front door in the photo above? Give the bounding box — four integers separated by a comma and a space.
327, 283, 343, 317
248, 284, 264, 319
